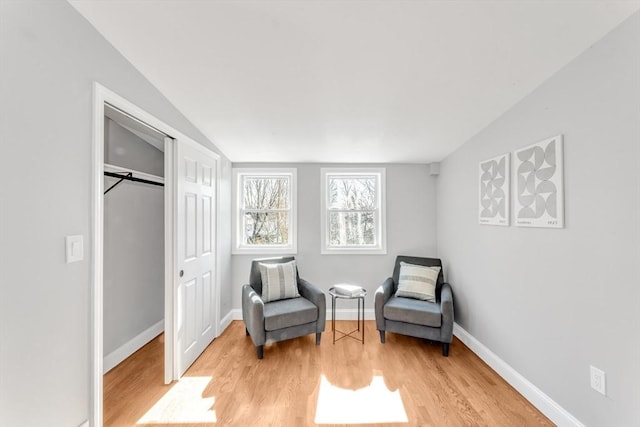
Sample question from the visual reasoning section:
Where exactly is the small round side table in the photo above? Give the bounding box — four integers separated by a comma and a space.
328, 286, 366, 344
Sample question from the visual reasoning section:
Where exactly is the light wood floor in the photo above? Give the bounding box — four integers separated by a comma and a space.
104, 320, 553, 426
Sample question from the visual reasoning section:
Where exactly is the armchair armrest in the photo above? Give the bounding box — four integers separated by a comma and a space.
374, 277, 394, 331
298, 278, 326, 333
242, 284, 265, 346
440, 282, 454, 343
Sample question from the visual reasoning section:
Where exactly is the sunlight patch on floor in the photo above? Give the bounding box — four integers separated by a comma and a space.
137, 376, 216, 424
314, 374, 408, 424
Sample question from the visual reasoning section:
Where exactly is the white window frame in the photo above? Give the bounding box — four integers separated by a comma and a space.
321, 167, 386, 255
232, 168, 297, 255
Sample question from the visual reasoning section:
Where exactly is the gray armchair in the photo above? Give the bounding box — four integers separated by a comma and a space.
242, 256, 326, 359
375, 256, 454, 356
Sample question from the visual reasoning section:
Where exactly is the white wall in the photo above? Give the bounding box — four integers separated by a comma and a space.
0, 1, 232, 425
437, 12, 639, 427
103, 119, 164, 359
231, 163, 438, 311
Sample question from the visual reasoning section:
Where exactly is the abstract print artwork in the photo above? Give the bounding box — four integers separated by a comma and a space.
514, 135, 564, 228
479, 153, 510, 226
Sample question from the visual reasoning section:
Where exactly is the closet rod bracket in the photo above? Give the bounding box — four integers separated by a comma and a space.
104, 172, 133, 195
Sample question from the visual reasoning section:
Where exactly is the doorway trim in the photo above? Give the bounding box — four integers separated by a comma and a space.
91, 83, 221, 426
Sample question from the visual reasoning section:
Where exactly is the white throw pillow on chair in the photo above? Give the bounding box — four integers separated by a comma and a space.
259, 260, 300, 303
395, 262, 440, 302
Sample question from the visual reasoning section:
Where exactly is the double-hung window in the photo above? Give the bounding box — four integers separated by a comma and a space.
233, 168, 297, 254
321, 168, 386, 254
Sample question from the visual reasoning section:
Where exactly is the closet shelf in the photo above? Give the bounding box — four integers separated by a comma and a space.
104, 163, 164, 182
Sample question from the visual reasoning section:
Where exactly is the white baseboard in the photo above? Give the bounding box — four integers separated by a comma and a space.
103, 320, 164, 374
219, 310, 235, 334
453, 323, 585, 427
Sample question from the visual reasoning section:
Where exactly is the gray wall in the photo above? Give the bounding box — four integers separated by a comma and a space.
104, 118, 164, 177
436, 12, 639, 427
0, 1, 232, 425
103, 119, 164, 358
219, 158, 234, 318
231, 163, 438, 311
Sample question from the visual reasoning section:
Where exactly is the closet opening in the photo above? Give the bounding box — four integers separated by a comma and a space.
102, 103, 169, 378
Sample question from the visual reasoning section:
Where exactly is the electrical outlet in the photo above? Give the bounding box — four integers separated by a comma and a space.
590, 365, 606, 395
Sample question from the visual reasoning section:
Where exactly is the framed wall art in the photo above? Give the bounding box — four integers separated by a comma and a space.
514, 135, 564, 228
479, 153, 510, 226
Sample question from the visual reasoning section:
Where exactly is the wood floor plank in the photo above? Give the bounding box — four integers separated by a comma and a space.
104, 321, 553, 426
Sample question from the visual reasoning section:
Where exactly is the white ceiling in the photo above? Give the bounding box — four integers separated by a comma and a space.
69, 1, 639, 163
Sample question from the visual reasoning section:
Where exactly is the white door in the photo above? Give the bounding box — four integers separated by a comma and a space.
176, 141, 217, 376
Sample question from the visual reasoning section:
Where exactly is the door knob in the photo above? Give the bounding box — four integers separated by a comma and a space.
179, 270, 184, 277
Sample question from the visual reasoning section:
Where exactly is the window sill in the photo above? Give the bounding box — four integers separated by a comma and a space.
232, 245, 297, 256
321, 247, 387, 255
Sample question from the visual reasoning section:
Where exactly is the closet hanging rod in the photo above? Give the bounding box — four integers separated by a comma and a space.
104, 171, 164, 195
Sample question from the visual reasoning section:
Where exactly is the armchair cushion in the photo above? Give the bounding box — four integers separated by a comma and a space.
395, 262, 440, 302
264, 297, 318, 331
259, 260, 300, 302
383, 295, 442, 328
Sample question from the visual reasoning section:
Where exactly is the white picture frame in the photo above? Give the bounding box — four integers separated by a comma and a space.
514, 135, 564, 228
479, 152, 510, 226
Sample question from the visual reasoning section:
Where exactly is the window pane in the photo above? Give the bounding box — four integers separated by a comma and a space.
243, 212, 289, 245
243, 177, 289, 209
328, 212, 376, 246
328, 177, 376, 210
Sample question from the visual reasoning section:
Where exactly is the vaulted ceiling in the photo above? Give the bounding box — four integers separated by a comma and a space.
69, 1, 640, 163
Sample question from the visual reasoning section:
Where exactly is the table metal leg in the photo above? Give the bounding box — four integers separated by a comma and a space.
331, 291, 366, 344
360, 296, 364, 344
332, 295, 336, 344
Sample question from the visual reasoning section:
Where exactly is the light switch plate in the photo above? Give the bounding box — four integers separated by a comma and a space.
590, 365, 606, 395
66, 235, 84, 263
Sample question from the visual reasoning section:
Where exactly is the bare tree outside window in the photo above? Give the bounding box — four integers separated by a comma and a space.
327, 176, 378, 246
242, 177, 290, 245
